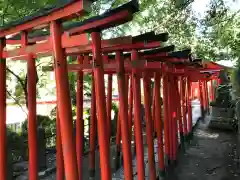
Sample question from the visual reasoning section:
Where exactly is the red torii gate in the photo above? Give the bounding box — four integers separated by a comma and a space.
43, 43, 221, 179
0, 0, 223, 180
42, 38, 171, 179
190, 61, 226, 115
0, 1, 144, 179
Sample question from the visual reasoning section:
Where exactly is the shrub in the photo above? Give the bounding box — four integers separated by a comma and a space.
21, 115, 56, 147
7, 127, 25, 162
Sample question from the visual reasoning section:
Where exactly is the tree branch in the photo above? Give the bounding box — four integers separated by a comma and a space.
203, 9, 240, 27
6, 67, 28, 107
7, 90, 28, 116
173, 0, 195, 10
6, 68, 25, 88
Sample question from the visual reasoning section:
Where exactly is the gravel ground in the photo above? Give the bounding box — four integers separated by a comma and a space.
166, 122, 240, 180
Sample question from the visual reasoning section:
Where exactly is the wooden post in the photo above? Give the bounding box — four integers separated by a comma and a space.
152, 81, 156, 136
167, 76, 173, 162
0, 38, 6, 180
177, 77, 184, 151
128, 76, 133, 142
131, 49, 145, 180
56, 110, 64, 180
27, 55, 38, 180
89, 73, 97, 179
204, 80, 209, 113
210, 79, 214, 101
154, 72, 165, 177
91, 31, 111, 180
199, 80, 204, 118
171, 77, 178, 163
115, 112, 121, 169
116, 51, 133, 180
163, 74, 170, 164
143, 72, 157, 180
106, 68, 113, 141
51, 20, 79, 180
76, 55, 84, 179
187, 77, 193, 140
180, 77, 188, 141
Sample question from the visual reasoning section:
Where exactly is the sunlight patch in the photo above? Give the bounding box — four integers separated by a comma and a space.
194, 129, 219, 139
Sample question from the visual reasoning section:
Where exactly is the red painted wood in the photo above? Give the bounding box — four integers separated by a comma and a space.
104, 55, 112, 141
181, 77, 188, 136
210, 79, 214, 101
199, 81, 204, 117
68, 10, 132, 35
51, 20, 79, 180
128, 76, 133, 141
56, 110, 64, 180
154, 72, 165, 171
116, 112, 121, 154
76, 55, 84, 179
116, 51, 133, 180
0, 0, 89, 38
0, 38, 6, 180
167, 76, 173, 161
4, 35, 132, 60
131, 49, 145, 180
143, 72, 157, 180
27, 55, 38, 180
89, 73, 97, 178
176, 77, 183, 134
187, 78, 193, 134
91, 31, 111, 180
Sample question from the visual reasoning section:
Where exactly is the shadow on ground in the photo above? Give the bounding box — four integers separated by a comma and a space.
166, 119, 240, 180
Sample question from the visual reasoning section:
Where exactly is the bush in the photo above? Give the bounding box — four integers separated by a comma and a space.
7, 128, 25, 162
21, 115, 56, 148
111, 102, 119, 137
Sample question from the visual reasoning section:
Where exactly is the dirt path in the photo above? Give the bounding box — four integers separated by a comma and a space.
167, 122, 240, 180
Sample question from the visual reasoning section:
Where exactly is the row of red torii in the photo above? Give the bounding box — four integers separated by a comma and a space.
0, 0, 221, 180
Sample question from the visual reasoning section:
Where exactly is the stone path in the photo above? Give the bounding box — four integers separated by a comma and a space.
166, 122, 240, 180
112, 139, 160, 179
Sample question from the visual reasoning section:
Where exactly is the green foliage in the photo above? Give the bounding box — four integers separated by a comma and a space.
83, 74, 93, 97
21, 115, 56, 147
5, 115, 57, 162
50, 106, 57, 119
21, 115, 54, 132
110, 102, 119, 137
134, 0, 196, 49
7, 128, 25, 162
0, 0, 57, 26
197, 0, 240, 61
